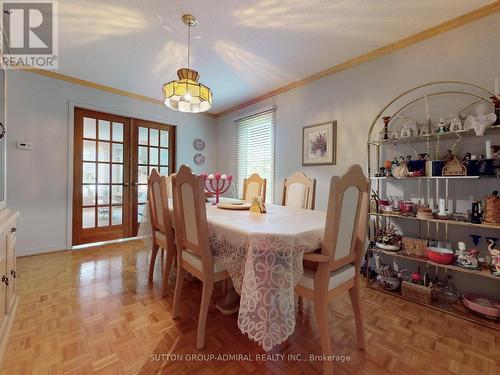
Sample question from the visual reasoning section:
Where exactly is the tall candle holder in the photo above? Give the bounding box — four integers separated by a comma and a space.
382, 116, 391, 140
491, 96, 500, 125
202, 172, 233, 204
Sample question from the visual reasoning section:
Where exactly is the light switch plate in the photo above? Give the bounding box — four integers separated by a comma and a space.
17, 141, 33, 150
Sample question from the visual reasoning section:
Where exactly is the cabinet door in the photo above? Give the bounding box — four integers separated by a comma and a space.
5, 227, 15, 313
0, 228, 6, 328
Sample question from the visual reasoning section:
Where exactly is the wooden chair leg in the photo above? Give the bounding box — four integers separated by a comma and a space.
162, 247, 175, 297
314, 300, 333, 374
196, 281, 214, 350
148, 243, 159, 284
161, 248, 165, 259
348, 283, 366, 350
172, 263, 186, 319
298, 296, 304, 314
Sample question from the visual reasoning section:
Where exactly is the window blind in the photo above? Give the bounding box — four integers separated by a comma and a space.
234, 108, 275, 202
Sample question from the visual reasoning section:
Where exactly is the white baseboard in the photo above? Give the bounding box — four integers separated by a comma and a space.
17, 244, 67, 257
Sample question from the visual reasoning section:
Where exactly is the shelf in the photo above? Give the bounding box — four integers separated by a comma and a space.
369, 212, 500, 230
371, 125, 500, 146
369, 246, 499, 280
366, 282, 500, 332
369, 175, 498, 180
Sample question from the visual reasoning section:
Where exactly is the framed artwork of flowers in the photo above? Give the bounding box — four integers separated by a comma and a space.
302, 121, 337, 166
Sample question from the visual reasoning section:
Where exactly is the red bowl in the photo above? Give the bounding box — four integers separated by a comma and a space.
426, 247, 454, 264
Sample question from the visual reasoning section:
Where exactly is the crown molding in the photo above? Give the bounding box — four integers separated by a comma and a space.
212, 1, 500, 118
16, 68, 217, 117
11, 2, 499, 120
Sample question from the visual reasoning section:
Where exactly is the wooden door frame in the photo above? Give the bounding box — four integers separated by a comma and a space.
130, 119, 176, 235
72, 107, 132, 245
71, 106, 177, 246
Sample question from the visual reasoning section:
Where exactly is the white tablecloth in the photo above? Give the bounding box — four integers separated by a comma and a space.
138, 199, 326, 350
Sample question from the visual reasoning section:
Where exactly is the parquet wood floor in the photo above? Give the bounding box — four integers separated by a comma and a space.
1, 240, 499, 374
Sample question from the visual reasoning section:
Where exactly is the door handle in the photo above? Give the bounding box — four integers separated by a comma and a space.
10, 270, 16, 279
132, 182, 138, 187
123, 183, 129, 187
2, 275, 8, 286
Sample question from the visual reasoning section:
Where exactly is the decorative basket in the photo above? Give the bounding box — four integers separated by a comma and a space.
402, 237, 428, 257
484, 194, 500, 225
401, 281, 432, 304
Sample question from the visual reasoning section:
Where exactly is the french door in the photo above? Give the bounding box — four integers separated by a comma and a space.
131, 119, 176, 235
72, 108, 175, 245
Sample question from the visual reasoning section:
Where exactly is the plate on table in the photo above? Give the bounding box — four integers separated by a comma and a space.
217, 202, 251, 210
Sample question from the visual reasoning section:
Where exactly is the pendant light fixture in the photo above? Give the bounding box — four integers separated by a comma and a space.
163, 14, 213, 113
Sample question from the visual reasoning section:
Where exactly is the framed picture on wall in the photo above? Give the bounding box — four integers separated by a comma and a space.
302, 121, 337, 166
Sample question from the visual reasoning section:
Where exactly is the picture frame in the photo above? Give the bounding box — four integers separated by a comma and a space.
302, 121, 337, 166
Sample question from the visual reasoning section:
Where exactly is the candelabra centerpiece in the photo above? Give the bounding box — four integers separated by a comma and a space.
202, 172, 233, 204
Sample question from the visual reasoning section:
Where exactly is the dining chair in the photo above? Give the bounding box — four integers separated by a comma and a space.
147, 169, 176, 297
295, 164, 369, 374
281, 172, 316, 210
171, 165, 231, 350
242, 173, 267, 202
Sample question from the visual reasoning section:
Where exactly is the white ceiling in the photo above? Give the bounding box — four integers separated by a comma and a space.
57, 0, 493, 113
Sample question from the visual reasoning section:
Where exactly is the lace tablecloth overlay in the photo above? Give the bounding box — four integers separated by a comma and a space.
138, 199, 326, 351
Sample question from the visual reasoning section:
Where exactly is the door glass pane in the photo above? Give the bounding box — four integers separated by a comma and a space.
112, 206, 122, 225
112, 164, 123, 184
97, 207, 110, 227
97, 185, 110, 205
98, 120, 110, 140
160, 149, 168, 166
138, 166, 148, 183
138, 146, 148, 164
83, 117, 96, 139
112, 122, 123, 142
138, 127, 148, 145
83, 140, 96, 161
98, 163, 110, 183
83, 163, 96, 183
149, 147, 158, 165
159, 166, 169, 175
150, 128, 159, 146
160, 130, 168, 147
98, 142, 110, 162
138, 185, 147, 203
112, 143, 123, 163
138, 204, 145, 222
82, 207, 95, 228
82, 185, 96, 206
111, 185, 123, 204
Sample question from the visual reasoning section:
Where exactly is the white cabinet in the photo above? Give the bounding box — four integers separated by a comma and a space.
0, 209, 18, 363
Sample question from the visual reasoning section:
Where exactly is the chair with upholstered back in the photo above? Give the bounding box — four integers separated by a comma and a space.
147, 169, 176, 297
281, 172, 316, 210
242, 173, 267, 202
171, 165, 230, 349
294, 164, 369, 374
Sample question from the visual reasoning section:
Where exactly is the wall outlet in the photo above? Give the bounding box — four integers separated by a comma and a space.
17, 141, 33, 150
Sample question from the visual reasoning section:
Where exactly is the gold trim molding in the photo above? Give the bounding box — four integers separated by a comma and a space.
213, 1, 500, 118
14, 1, 500, 119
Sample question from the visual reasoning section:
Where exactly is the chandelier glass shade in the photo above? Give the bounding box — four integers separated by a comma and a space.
163, 15, 212, 113
163, 68, 212, 113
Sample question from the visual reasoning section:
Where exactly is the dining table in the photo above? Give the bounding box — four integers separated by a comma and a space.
138, 198, 327, 351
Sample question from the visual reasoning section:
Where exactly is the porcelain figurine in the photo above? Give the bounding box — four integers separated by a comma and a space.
487, 239, 500, 276
455, 242, 480, 269
393, 156, 409, 178
442, 149, 454, 164
436, 117, 449, 134
448, 115, 462, 132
